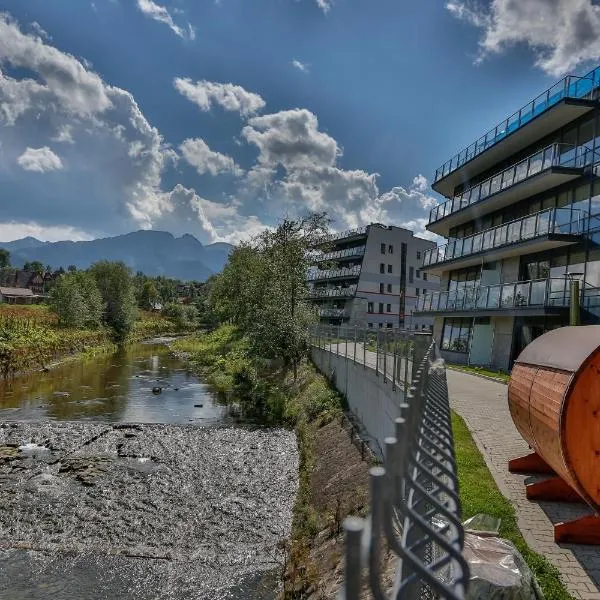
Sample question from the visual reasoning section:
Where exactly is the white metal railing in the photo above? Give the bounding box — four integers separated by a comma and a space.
318, 308, 347, 318
307, 264, 361, 281
311, 245, 366, 263
423, 208, 584, 267
434, 66, 600, 183
307, 284, 357, 299
415, 277, 570, 313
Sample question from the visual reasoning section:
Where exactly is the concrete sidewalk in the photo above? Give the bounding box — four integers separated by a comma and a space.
448, 369, 600, 599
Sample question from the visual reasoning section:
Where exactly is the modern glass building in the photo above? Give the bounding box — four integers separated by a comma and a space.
414, 65, 600, 370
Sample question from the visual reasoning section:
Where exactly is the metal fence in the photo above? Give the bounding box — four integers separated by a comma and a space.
309, 326, 469, 599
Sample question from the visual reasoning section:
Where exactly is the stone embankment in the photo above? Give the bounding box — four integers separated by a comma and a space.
0, 421, 298, 599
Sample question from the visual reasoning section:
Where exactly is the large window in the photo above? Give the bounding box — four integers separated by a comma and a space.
368, 302, 374, 313
441, 318, 472, 353
379, 282, 384, 293
380, 243, 386, 255
380, 263, 385, 274
409, 266, 414, 283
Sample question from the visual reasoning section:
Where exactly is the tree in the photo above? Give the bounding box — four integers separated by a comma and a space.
162, 302, 199, 329
139, 280, 160, 310
67, 265, 77, 273
0, 249, 10, 268
90, 261, 137, 342
209, 213, 330, 379
23, 261, 44, 273
49, 272, 104, 329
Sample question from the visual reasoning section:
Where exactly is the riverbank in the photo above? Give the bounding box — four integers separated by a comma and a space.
172, 326, 383, 598
0, 305, 185, 380
0, 421, 298, 599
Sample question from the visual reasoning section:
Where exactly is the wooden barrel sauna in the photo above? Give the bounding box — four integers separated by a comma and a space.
508, 325, 600, 511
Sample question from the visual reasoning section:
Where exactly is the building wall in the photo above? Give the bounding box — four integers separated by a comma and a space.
490, 316, 515, 371
357, 224, 440, 330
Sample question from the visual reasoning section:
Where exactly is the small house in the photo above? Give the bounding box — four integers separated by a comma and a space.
0, 287, 35, 305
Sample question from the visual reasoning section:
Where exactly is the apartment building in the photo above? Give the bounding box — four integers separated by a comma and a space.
307, 223, 439, 330
414, 65, 600, 370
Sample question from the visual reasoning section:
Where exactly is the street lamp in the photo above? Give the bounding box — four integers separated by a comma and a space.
565, 271, 584, 326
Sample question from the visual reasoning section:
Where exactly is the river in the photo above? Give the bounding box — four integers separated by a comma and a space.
0, 340, 298, 600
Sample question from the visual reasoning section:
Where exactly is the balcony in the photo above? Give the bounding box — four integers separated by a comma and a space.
428, 143, 587, 235
415, 277, 570, 317
312, 245, 366, 263
308, 284, 357, 299
314, 226, 369, 247
307, 265, 361, 282
432, 68, 600, 198
422, 208, 584, 275
318, 308, 347, 319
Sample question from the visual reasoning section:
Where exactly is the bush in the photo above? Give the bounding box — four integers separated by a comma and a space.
162, 302, 199, 330
49, 272, 104, 329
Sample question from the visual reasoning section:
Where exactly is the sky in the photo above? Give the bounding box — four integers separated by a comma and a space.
1, 0, 600, 245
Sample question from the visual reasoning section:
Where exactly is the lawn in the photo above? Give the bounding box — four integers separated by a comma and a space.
452, 411, 573, 599
447, 363, 511, 383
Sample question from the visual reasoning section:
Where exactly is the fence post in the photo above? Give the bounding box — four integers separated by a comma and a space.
363, 329, 367, 369
353, 326, 357, 364
392, 329, 397, 390
383, 330, 387, 381
337, 325, 340, 356
375, 330, 380, 376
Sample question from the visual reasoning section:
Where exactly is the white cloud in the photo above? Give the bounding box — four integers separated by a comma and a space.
292, 59, 310, 73
315, 0, 333, 14
446, 0, 600, 76
174, 77, 266, 117
0, 221, 92, 242
30, 21, 50, 40
180, 138, 243, 176
51, 124, 74, 144
17, 146, 63, 172
136, 0, 195, 40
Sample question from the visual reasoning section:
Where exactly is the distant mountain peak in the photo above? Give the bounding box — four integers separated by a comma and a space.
0, 230, 233, 282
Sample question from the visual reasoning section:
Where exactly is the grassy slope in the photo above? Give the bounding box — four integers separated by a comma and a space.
447, 363, 511, 383
0, 305, 182, 378
453, 412, 573, 600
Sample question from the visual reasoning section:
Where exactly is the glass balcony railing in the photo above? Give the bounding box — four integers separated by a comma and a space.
307, 265, 361, 281
434, 66, 600, 183
429, 143, 591, 224
318, 308, 347, 318
312, 245, 366, 263
314, 226, 369, 246
415, 277, 570, 313
423, 208, 584, 268
308, 284, 357, 299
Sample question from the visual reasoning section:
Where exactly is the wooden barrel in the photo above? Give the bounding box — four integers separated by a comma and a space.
508, 325, 600, 511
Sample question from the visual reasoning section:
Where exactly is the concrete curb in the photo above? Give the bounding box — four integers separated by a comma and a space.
446, 365, 509, 386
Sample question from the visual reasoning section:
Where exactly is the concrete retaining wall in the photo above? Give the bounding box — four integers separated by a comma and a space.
311, 347, 406, 456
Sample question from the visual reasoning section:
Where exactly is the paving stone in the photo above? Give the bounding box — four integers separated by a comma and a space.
447, 370, 600, 599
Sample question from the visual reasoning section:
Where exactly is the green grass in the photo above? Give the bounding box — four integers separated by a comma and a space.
452, 412, 573, 600
447, 363, 510, 383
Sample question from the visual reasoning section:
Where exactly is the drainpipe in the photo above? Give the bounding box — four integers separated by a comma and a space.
566, 272, 583, 326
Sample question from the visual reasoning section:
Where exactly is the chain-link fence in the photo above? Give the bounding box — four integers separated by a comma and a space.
309, 326, 469, 599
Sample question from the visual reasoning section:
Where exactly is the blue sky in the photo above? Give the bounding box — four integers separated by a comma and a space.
0, 0, 598, 244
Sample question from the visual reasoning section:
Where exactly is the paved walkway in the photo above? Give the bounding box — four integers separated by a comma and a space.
447, 369, 600, 600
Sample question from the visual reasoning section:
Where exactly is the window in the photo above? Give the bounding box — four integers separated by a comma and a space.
367, 302, 374, 313
388, 245, 393, 254
417, 250, 421, 260
415, 288, 420, 295
368, 322, 373, 328
379, 282, 384, 293
409, 266, 414, 283
387, 322, 393, 328
423, 272, 427, 281
386, 303, 391, 312
378, 302, 384, 313
416, 270, 421, 279
379, 322, 383, 328
387, 264, 392, 273
441, 318, 472, 353
380, 263, 385, 274
380, 243, 386, 254
387, 283, 392, 293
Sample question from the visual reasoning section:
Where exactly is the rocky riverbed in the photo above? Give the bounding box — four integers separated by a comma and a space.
0, 421, 298, 599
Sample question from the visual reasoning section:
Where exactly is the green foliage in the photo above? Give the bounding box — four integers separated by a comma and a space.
161, 302, 199, 330
23, 261, 44, 273
49, 271, 104, 329
90, 261, 138, 342
139, 280, 160, 310
452, 412, 573, 600
209, 214, 329, 378
0, 249, 9, 268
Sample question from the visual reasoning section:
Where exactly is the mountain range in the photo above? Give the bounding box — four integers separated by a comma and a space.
0, 231, 233, 282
